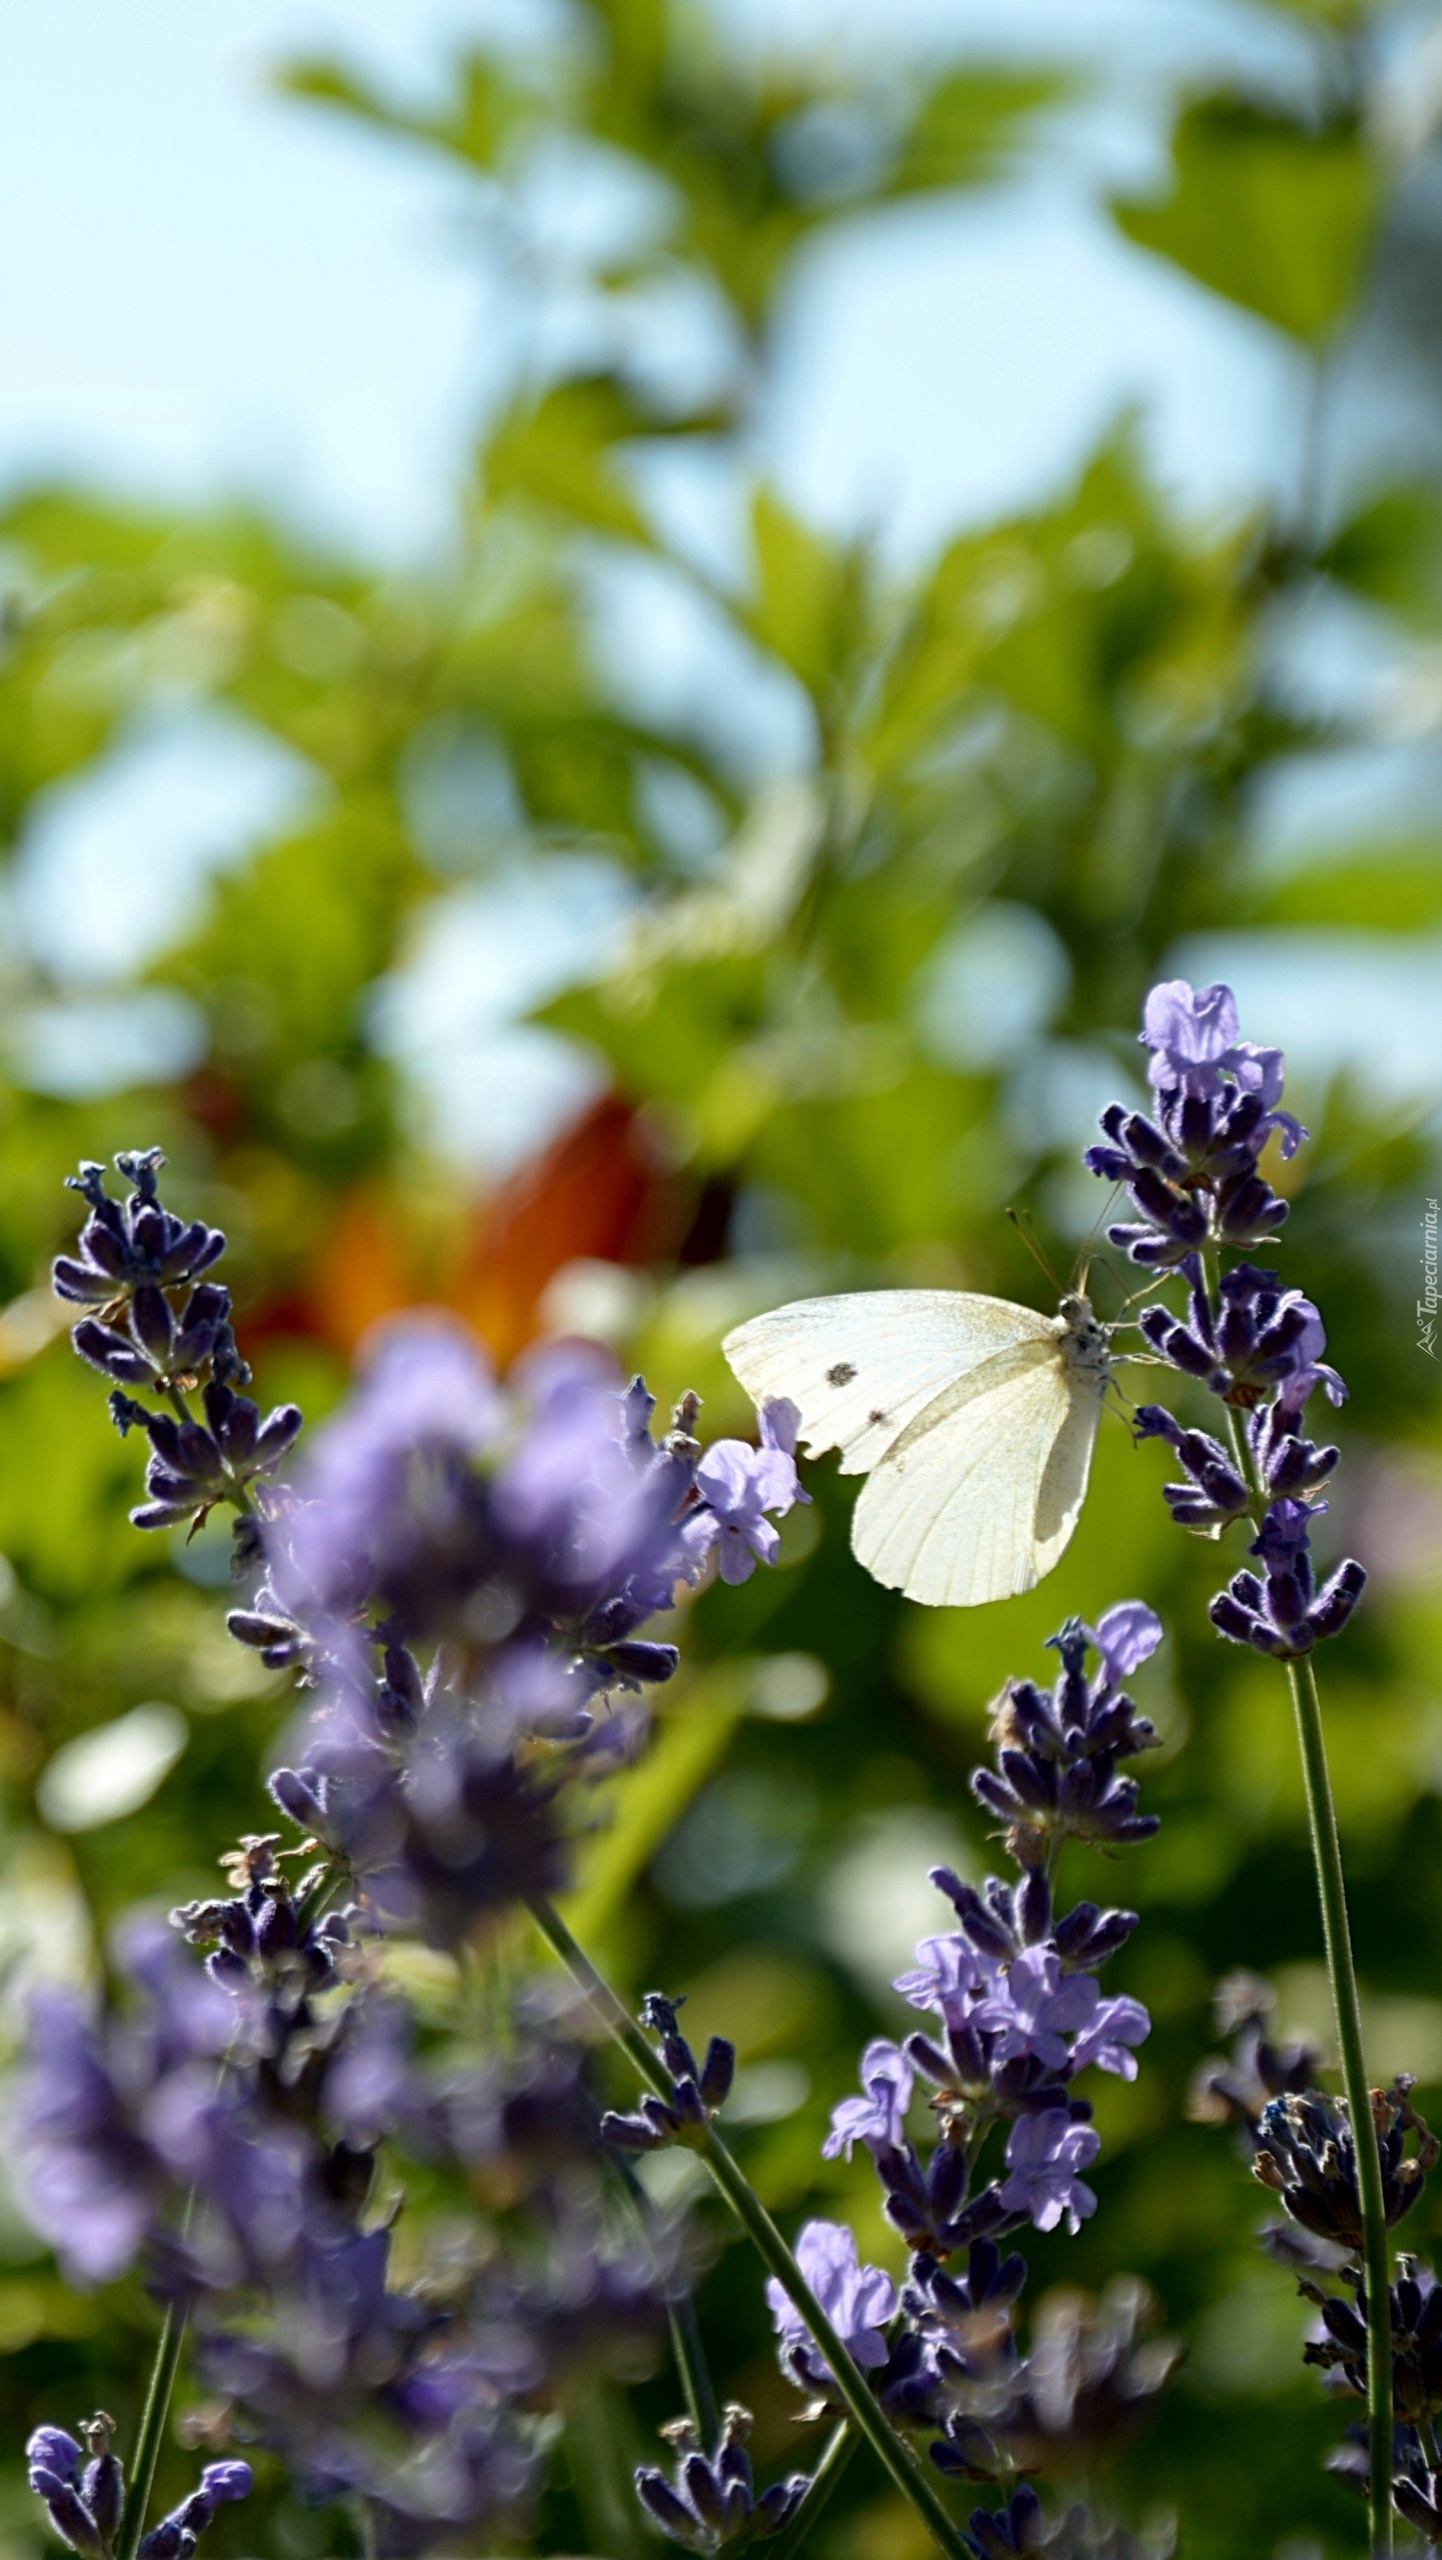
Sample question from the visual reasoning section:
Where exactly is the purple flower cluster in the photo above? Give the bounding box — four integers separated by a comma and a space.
971, 1604, 1161, 1861
958, 2481, 1174, 2559
27, 1151, 813, 2559
56, 1153, 301, 1531
601, 1992, 736, 2152
1086, 982, 1367, 1661
741, 1610, 1168, 2520
1085, 981, 1303, 1270
236, 1325, 801, 1949
1194, 1974, 1442, 2531
820, 1851, 1147, 2260
635, 2405, 812, 2553
18, 1871, 666, 2553
27, 2413, 251, 2560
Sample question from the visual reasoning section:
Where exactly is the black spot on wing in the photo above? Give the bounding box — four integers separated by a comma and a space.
868, 1409, 888, 1427
827, 1361, 857, 1386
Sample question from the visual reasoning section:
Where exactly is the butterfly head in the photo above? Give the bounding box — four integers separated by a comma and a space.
1057, 1291, 1111, 1383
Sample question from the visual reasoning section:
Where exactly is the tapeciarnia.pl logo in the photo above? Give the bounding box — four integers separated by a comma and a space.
1420, 1196, 1439, 1360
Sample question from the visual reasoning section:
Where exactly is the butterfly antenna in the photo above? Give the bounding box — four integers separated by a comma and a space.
1068, 1187, 1122, 1299
1111, 1267, 1177, 1326
1005, 1205, 1062, 1291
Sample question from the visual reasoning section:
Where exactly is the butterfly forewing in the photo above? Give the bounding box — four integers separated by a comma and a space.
722, 1290, 1057, 1478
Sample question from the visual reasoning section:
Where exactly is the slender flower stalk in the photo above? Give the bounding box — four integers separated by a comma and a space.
113, 2308, 187, 2560
765, 2426, 856, 2560
1192, 1254, 1392, 2553
524, 1892, 973, 2560
1287, 1654, 1393, 2558
667, 2292, 722, 2454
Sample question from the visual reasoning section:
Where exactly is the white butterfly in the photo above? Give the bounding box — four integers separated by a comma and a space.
722, 1289, 1111, 1608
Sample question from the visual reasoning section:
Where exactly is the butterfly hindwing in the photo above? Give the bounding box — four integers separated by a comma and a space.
722, 1291, 1056, 1478
852, 1345, 1101, 1607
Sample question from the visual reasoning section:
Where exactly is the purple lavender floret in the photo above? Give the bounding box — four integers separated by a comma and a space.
971, 1951, 1148, 2083
1137, 1261, 1344, 1412
682, 1397, 809, 1584
822, 2038, 913, 2161
27, 2423, 105, 2560
26, 2413, 250, 2560
778, 1605, 1168, 2514
996, 2110, 1101, 2235
1140, 980, 1298, 1127
601, 1992, 735, 2152
136, 2463, 253, 2560
765, 2219, 897, 2395
52, 1153, 301, 1535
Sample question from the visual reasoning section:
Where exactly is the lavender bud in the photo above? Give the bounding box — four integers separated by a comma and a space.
72, 1322, 155, 1387
1307, 1558, 1367, 1643
636, 2471, 701, 2543
27, 2433, 83, 2487
33, 2483, 105, 2557
129, 1286, 174, 1366
698, 2037, 736, 2110
268, 1766, 325, 1829
136, 2526, 190, 2560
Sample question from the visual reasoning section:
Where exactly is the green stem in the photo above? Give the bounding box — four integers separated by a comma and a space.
1287, 1654, 1393, 2559
667, 2291, 721, 2450
1198, 1249, 1393, 2551
524, 1894, 970, 2560
115, 2302, 188, 2560
767, 2423, 858, 2560
607, 2147, 720, 2446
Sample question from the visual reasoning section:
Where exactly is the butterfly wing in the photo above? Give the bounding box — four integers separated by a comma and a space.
722, 1291, 1056, 1478
851, 1338, 1104, 1607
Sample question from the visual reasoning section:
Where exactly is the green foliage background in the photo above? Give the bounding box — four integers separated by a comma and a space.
0, 3, 1440, 2555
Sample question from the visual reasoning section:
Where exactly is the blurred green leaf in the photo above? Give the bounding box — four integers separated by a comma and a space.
278, 52, 532, 172
0, 1353, 141, 1603
1246, 851, 1442, 928
889, 66, 1064, 194
482, 378, 657, 544
562, 1670, 744, 1946
1320, 485, 1442, 624
744, 489, 864, 695
1111, 100, 1379, 341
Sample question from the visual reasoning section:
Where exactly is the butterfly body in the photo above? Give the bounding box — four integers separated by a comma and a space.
722, 1288, 1110, 1608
